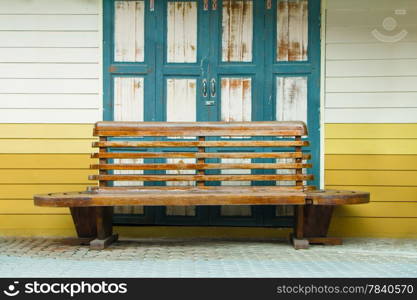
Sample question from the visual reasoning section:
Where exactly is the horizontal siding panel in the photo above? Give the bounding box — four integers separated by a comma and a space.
326, 26, 417, 43
326, 43, 417, 60
0, 154, 94, 169
326, 77, 417, 93
0, 79, 98, 93
327, 0, 417, 10
0, 139, 94, 153
0, 31, 99, 47
334, 202, 417, 218
0, 109, 101, 123
0, 94, 100, 108
325, 170, 417, 186
326, 92, 417, 108
329, 217, 417, 238
0, 184, 91, 199
0, 124, 93, 138
325, 108, 417, 123
324, 185, 417, 202
0, 200, 68, 214
0, 63, 99, 79
325, 124, 417, 138
327, 9, 417, 27
0, 48, 99, 63
325, 139, 417, 154
325, 154, 417, 170
327, 60, 417, 77
0, 14, 98, 30
0, 215, 74, 229
0, 170, 93, 184
0, 0, 99, 14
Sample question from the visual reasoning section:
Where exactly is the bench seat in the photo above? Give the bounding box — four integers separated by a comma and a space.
33, 121, 370, 250
35, 188, 369, 207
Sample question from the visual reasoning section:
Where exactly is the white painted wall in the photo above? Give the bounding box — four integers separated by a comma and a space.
324, 0, 417, 123
0, 0, 102, 123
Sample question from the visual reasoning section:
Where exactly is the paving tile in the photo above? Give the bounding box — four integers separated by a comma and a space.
0, 237, 416, 277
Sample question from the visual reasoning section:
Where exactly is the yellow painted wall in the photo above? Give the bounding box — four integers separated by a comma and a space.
326, 123, 417, 238
0, 123, 416, 238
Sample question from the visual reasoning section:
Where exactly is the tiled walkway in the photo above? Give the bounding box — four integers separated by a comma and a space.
0, 237, 416, 277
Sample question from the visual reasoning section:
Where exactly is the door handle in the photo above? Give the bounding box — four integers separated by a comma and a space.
210, 78, 216, 97
202, 79, 208, 97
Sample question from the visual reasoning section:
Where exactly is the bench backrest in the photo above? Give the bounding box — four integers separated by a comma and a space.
90, 121, 314, 191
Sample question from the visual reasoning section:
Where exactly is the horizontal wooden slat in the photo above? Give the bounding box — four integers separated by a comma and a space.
0, 139, 95, 154
91, 163, 312, 170
325, 154, 417, 170
326, 43, 417, 60
0, 154, 94, 169
334, 202, 417, 218
0, 170, 93, 184
329, 217, 417, 238
93, 140, 309, 148
0, 0, 99, 14
324, 185, 417, 202
0, 200, 68, 214
325, 108, 417, 123
0, 32, 99, 48
0, 79, 99, 94
0, 15, 98, 31
94, 121, 308, 136
0, 184, 92, 199
0, 48, 99, 63
325, 170, 417, 186
89, 174, 313, 182
0, 124, 94, 138
92, 152, 311, 159
0, 109, 101, 124
325, 124, 417, 139
325, 139, 417, 155
34, 189, 308, 207
89, 185, 314, 193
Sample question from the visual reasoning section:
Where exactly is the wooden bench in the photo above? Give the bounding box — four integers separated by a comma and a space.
34, 121, 369, 250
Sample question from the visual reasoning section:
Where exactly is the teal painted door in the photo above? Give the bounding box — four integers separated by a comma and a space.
104, 0, 321, 227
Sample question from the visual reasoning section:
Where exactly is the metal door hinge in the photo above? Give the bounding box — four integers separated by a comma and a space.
212, 0, 217, 10
266, 0, 272, 10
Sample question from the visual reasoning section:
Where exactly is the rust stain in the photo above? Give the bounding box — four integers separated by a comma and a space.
189, 82, 196, 89
242, 79, 250, 93
109, 66, 117, 73
221, 79, 227, 89
289, 41, 301, 61
229, 79, 241, 89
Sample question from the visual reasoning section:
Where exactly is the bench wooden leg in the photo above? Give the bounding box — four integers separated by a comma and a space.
303, 205, 343, 246
89, 206, 118, 250
70, 207, 97, 244
291, 205, 310, 249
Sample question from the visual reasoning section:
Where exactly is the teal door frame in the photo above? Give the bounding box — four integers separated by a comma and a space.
103, 0, 321, 228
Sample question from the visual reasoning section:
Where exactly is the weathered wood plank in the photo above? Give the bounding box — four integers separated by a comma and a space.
92, 152, 311, 159
89, 174, 314, 181
93, 140, 309, 147
167, 1, 197, 63
94, 121, 308, 136
114, 77, 144, 122
114, 1, 145, 62
222, 0, 253, 62
91, 162, 312, 170
277, 0, 308, 61
276, 77, 307, 123
221, 78, 252, 122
